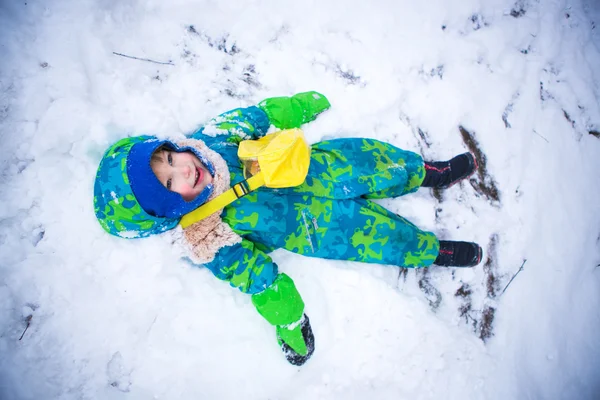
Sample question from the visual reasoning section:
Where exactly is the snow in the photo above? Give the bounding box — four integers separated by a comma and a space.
1, 0, 600, 399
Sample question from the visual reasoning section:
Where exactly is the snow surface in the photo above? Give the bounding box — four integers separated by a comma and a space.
1, 0, 600, 399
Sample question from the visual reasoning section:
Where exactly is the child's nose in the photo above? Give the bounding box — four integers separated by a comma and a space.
177, 164, 192, 179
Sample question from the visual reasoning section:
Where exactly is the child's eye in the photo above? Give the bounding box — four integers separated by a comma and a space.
167, 153, 173, 166
166, 179, 172, 190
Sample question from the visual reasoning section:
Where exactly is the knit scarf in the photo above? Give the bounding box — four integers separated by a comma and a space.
173, 138, 242, 264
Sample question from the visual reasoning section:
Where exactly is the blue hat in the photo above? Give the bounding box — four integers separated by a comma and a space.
94, 136, 178, 239
127, 138, 215, 218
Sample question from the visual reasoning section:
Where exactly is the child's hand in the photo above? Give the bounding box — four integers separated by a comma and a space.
251, 273, 314, 365
276, 314, 315, 366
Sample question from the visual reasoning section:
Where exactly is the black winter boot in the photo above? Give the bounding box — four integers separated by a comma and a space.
421, 152, 478, 189
434, 241, 482, 267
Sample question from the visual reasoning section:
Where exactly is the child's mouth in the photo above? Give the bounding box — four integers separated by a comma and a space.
194, 167, 201, 187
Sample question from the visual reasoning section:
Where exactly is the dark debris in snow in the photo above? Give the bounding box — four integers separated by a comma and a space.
19, 315, 32, 340
479, 306, 496, 342
562, 109, 575, 128
0, 104, 9, 123
503, 92, 521, 128
187, 25, 240, 55
334, 65, 363, 86
484, 234, 501, 299
418, 268, 442, 310
469, 14, 489, 31
520, 46, 531, 55
220, 64, 262, 98
398, 267, 409, 283
455, 283, 472, 298
502, 108, 512, 128
417, 128, 432, 149
455, 283, 476, 329
510, 0, 528, 18
418, 65, 444, 80
539, 81, 554, 101
31, 226, 45, 247
451, 234, 500, 342
459, 126, 501, 204
429, 65, 444, 79
502, 92, 520, 128
241, 64, 261, 88
314, 59, 365, 86
432, 187, 444, 203
434, 206, 444, 223
223, 85, 245, 99
480, 235, 499, 340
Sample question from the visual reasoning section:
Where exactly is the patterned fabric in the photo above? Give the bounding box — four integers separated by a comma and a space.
203, 137, 439, 296
93, 136, 180, 238
177, 94, 440, 295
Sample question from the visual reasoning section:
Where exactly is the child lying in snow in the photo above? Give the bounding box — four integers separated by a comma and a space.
93, 91, 482, 366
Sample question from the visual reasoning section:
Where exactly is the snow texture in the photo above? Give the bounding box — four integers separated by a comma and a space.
1, 0, 600, 399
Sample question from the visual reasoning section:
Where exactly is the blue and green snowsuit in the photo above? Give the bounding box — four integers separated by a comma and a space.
94, 91, 439, 358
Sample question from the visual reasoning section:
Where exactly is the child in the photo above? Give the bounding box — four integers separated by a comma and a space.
94, 91, 481, 366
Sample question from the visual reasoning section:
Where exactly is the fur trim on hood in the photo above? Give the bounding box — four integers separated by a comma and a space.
173, 138, 242, 263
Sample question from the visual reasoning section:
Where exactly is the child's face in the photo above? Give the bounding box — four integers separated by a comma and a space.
151, 149, 213, 201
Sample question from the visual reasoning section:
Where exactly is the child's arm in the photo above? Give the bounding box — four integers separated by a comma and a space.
191, 106, 271, 144
203, 239, 311, 359
190, 91, 331, 145
204, 239, 279, 294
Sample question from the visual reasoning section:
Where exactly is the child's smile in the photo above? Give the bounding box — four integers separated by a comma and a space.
151, 149, 212, 201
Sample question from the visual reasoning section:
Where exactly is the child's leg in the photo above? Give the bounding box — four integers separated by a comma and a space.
300, 199, 481, 267
363, 148, 426, 199
251, 194, 481, 268
364, 152, 479, 198
309, 197, 439, 268
300, 139, 426, 200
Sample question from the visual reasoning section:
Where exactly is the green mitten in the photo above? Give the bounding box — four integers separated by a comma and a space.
258, 91, 331, 129
251, 273, 315, 365
276, 314, 315, 365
